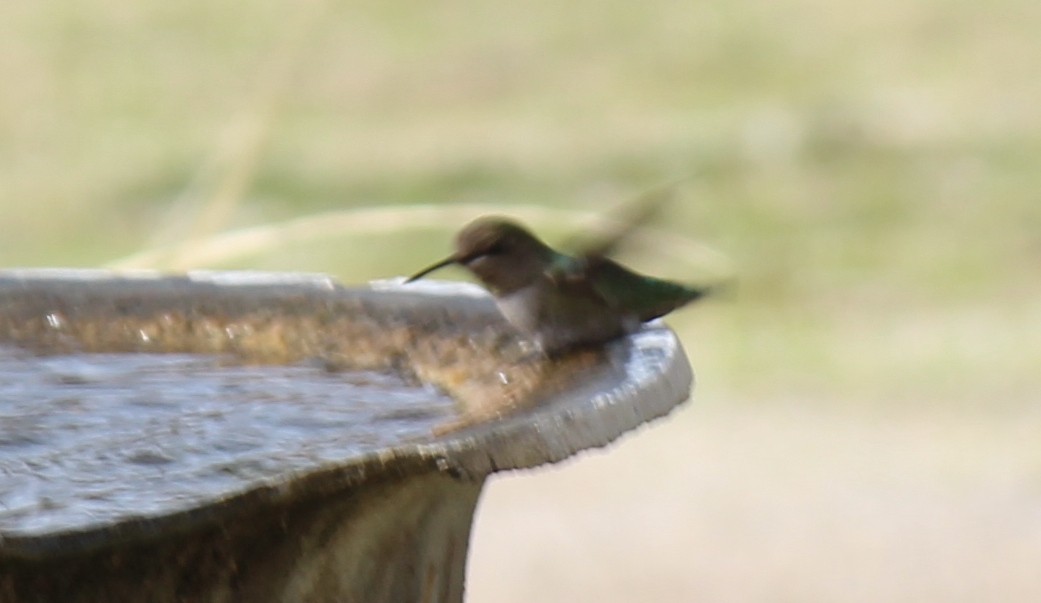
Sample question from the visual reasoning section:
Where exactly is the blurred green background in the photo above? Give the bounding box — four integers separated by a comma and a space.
3, 1, 1039, 600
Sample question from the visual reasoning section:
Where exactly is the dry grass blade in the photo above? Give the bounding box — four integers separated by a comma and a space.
147, 0, 330, 263
105, 203, 734, 279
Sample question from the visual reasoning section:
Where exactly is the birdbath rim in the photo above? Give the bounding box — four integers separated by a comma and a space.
0, 269, 693, 559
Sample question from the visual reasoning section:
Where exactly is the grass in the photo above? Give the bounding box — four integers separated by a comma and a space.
2, 0, 1039, 600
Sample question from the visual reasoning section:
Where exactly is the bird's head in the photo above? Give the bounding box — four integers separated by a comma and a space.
406, 217, 554, 294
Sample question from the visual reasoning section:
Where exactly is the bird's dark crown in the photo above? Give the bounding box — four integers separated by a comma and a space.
454, 217, 544, 262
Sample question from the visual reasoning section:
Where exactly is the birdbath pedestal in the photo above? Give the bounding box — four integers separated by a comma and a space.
0, 270, 693, 603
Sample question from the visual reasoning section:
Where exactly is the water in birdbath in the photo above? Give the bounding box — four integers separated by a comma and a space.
0, 345, 458, 538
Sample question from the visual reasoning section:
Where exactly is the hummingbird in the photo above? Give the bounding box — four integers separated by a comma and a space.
405, 215, 713, 354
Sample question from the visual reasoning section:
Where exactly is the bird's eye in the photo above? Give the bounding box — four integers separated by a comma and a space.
485, 242, 506, 255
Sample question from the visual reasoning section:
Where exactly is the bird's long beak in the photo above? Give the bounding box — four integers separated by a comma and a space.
404, 255, 458, 283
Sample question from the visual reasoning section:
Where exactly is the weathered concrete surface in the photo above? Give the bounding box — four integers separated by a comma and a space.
1, 472, 482, 603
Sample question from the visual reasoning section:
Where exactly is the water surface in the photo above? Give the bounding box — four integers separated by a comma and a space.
0, 346, 456, 537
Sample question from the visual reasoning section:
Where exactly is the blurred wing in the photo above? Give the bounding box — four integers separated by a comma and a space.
563, 183, 679, 260
548, 182, 712, 322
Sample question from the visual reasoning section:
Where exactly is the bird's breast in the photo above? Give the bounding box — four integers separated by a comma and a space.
494, 287, 542, 334
493, 285, 637, 352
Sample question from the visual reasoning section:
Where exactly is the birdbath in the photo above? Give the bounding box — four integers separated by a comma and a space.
0, 269, 693, 603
